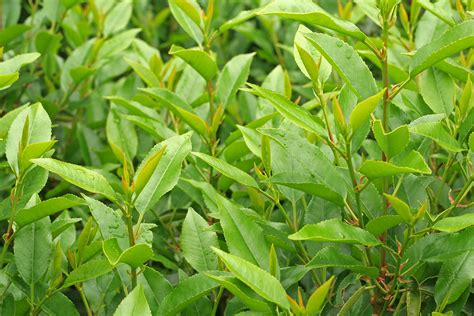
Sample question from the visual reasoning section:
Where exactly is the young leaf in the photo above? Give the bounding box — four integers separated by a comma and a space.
372, 120, 409, 157
384, 194, 413, 224
365, 215, 403, 236
103, 238, 154, 268
181, 208, 219, 272
133, 144, 167, 195
31, 158, 116, 201
212, 247, 290, 310
349, 89, 386, 132
192, 152, 258, 188
114, 284, 151, 316
306, 276, 335, 315
217, 53, 255, 107
432, 214, 474, 233
410, 121, 463, 152
169, 45, 217, 81
168, 0, 203, 44
63, 259, 114, 288
419, 68, 456, 115
289, 218, 381, 246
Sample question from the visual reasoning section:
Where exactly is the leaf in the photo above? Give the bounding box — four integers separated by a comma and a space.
15, 194, 84, 228
410, 121, 463, 152
406, 287, 421, 316
434, 251, 474, 305
419, 68, 456, 115
138, 267, 172, 311
307, 247, 379, 278
366, 215, 403, 236
19, 140, 56, 170
384, 194, 413, 224
410, 20, 474, 76
349, 89, 386, 132
258, 0, 366, 40
103, 238, 154, 268
0, 52, 40, 73
139, 88, 208, 136
31, 158, 116, 201
217, 53, 254, 107
181, 208, 219, 272
63, 259, 114, 288
432, 213, 474, 233
126, 58, 160, 87
114, 284, 151, 316
288, 218, 380, 246
133, 144, 167, 195
97, 29, 141, 60
14, 217, 52, 284
216, 195, 270, 270
157, 273, 218, 316
106, 108, 138, 164
372, 120, 409, 157
359, 150, 431, 179
169, 45, 217, 81
212, 247, 290, 310
306, 276, 335, 315
103, 0, 132, 37
247, 84, 325, 136
204, 271, 271, 312
304, 32, 377, 100
192, 152, 258, 188
337, 286, 366, 316
134, 133, 192, 213
168, 0, 203, 44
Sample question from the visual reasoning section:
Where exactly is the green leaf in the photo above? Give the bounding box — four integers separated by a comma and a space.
126, 58, 160, 87
366, 215, 403, 236
157, 273, 218, 316
304, 32, 377, 100
307, 247, 378, 278
204, 271, 271, 312
15, 194, 83, 228
138, 267, 172, 311
168, 0, 203, 44
432, 214, 474, 233
169, 45, 217, 81
181, 208, 219, 272
0, 52, 40, 73
216, 195, 270, 270
14, 217, 52, 284
133, 144, 167, 195
0, 72, 19, 90
384, 194, 413, 224
372, 120, 409, 157
410, 121, 463, 152
434, 251, 474, 306
349, 89, 386, 132
258, 0, 366, 40
106, 108, 138, 165
0, 104, 27, 140
134, 133, 192, 213
103, 0, 132, 37
217, 53, 254, 107
247, 84, 325, 136
289, 218, 380, 246
114, 284, 151, 316
212, 247, 290, 310
192, 152, 258, 188
97, 29, 141, 60
359, 150, 431, 179
407, 288, 421, 316
103, 238, 154, 268
419, 68, 456, 115
306, 276, 335, 315
139, 88, 208, 136
410, 20, 474, 76
31, 158, 116, 201
19, 140, 56, 170
63, 259, 114, 288
337, 286, 366, 316
460, 75, 472, 118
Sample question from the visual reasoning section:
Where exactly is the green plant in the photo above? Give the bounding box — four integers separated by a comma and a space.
0, 0, 473, 315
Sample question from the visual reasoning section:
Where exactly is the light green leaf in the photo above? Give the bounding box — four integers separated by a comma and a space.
31, 158, 116, 201
306, 276, 335, 315
212, 247, 290, 310
289, 218, 381, 246
304, 32, 377, 100
410, 20, 474, 76
359, 150, 431, 179
419, 68, 456, 115
106, 108, 138, 165
372, 120, 409, 157
247, 83, 325, 136
410, 121, 463, 152
14, 217, 52, 284
217, 53, 254, 107
97, 28, 140, 60
126, 58, 160, 87
384, 194, 413, 224
181, 208, 219, 272
258, 0, 366, 40
168, 0, 203, 44
157, 273, 218, 316
0, 52, 40, 74
337, 286, 366, 316
134, 133, 192, 213
103, 0, 132, 37
133, 144, 167, 195
139, 267, 172, 311
103, 238, 154, 268
366, 215, 403, 236
114, 284, 151, 316
169, 45, 217, 81
15, 194, 83, 228
192, 152, 258, 188
350, 89, 386, 132
63, 259, 114, 288
307, 247, 378, 278
432, 214, 474, 233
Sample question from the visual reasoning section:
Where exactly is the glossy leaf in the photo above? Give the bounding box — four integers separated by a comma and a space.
350, 89, 386, 132
169, 45, 217, 81
410, 121, 463, 152
359, 151, 431, 179
306, 276, 335, 315
432, 214, 474, 233
384, 194, 413, 224
114, 284, 151, 316
366, 215, 403, 236
372, 120, 409, 157
103, 238, 154, 268
217, 53, 254, 107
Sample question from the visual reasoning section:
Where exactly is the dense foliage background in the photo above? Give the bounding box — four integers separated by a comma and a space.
0, 0, 473, 315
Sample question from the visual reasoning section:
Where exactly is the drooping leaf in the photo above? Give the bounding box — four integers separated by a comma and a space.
289, 218, 380, 246
169, 45, 217, 81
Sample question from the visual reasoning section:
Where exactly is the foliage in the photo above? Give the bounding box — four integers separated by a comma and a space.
0, 0, 473, 315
